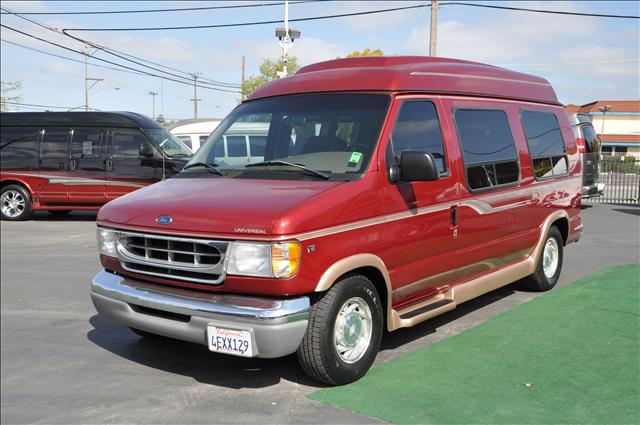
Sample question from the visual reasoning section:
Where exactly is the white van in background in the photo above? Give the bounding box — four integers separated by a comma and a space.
168, 118, 222, 152
210, 122, 269, 166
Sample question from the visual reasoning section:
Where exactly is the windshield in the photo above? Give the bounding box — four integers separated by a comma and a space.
144, 128, 193, 157
187, 94, 390, 180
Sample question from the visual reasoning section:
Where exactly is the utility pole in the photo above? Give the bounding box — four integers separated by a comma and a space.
599, 104, 612, 135
241, 55, 246, 101
84, 44, 88, 111
190, 72, 202, 118
429, 0, 439, 57
83, 44, 103, 111
149, 91, 158, 119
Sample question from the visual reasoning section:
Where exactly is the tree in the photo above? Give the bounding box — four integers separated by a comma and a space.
241, 56, 300, 99
1, 80, 22, 112
156, 114, 165, 124
344, 48, 384, 58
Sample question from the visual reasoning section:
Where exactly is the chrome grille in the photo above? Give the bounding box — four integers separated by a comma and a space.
115, 231, 228, 284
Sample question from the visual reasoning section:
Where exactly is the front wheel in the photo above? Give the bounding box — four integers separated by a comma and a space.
523, 225, 564, 291
1, 185, 33, 221
297, 274, 383, 385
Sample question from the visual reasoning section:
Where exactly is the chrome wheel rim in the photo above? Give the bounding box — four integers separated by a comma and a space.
1, 190, 26, 218
334, 297, 373, 364
543, 238, 559, 279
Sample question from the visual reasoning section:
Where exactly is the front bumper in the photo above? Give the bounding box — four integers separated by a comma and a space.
582, 183, 606, 198
91, 269, 310, 358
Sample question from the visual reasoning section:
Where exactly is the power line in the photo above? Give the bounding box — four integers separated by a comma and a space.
1, 5, 241, 89
0, 1, 313, 15
57, 1, 639, 32
0, 24, 240, 93
60, 4, 430, 32
2, 101, 100, 110
443, 2, 639, 19
0, 38, 146, 76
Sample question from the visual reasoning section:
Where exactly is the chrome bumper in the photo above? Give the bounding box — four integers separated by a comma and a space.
91, 269, 310, 358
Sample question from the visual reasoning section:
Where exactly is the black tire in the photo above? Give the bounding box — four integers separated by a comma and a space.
297, 274, 383, 385
0, 184, 33, 221
48, 210, 71, 216
130, 327, 168, 340
523, 225, 563, 291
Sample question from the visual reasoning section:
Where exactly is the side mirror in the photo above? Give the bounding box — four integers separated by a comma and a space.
400, 151, 439, 182
139, 143, 155, 158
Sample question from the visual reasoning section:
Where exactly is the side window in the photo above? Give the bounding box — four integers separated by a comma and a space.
40, 128, 70, 157
249, 136, 267, 157
521, 110, 568, 179
0, 126, 37, 159
581, 125, 601, 154
176, 135, 192, 149
390, 101, 447, 174
70, 128, 103, 158
111, 129, 147, 158
226, 135, 247, 157
454, 109, 519, 190
198, 135, 208, 147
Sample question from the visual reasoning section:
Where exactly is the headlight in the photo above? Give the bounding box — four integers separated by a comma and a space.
97, 228, 117, 257
227, 241, 301, 279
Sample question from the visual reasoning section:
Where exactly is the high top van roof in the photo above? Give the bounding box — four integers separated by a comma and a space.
249, 56, 559, 105
0, 111, 162, 128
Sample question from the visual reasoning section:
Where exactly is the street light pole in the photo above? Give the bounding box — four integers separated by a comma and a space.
275, 0, 300, 78
149, 91, 158, 119
599, 104, 612, 135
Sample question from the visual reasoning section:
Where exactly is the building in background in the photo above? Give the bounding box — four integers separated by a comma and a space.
565, 100, 640, 158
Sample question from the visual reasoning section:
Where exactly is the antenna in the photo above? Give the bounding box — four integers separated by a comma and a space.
159, 136, 168, 180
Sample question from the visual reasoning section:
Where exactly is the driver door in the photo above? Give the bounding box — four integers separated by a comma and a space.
106, 128, 158, 201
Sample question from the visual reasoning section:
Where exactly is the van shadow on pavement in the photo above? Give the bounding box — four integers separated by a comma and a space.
30, 211, 98, 221
87, 281, 523, 389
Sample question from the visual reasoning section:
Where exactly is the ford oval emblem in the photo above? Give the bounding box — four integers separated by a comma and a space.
156, 215, 173, 225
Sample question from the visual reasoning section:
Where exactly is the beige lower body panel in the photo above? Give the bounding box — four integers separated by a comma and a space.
388, 210, 567, 331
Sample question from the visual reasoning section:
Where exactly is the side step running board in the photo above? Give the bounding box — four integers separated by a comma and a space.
399, 298, 454, 319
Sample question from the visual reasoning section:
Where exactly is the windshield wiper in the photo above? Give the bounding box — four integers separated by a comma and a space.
245, 160, 330, 180
182, 162, 225, 176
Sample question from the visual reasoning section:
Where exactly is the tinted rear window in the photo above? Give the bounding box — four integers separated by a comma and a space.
521, 111, 565, 157
454, 109, 519, 190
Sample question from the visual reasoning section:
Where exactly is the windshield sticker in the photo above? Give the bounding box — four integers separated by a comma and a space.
348, 151, 363, 165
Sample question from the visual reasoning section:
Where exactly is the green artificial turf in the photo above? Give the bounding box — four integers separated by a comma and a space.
310, 265, 640, 424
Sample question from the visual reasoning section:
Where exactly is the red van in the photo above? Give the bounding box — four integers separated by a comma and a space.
91, 57, 582, 385
0, 112, 191, 220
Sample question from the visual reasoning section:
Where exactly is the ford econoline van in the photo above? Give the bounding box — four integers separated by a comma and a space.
0, 112, 192, 220
91, 57, 582, 385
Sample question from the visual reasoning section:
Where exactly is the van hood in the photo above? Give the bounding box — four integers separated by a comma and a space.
98, 177, 343, 237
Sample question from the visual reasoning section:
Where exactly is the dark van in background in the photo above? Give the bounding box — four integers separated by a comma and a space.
567, 113, 605, 197
0, 112, 192, 220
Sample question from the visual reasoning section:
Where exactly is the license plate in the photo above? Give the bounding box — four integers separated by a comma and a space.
206, 326, 253, 357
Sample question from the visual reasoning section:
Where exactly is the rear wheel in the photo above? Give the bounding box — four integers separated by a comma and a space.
297, 274, 383, 385
524, 225, 563, 291
48, 210, 71, 216
1, 185, 32, 221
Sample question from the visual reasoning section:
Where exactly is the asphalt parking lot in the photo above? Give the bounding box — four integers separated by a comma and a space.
1, 203, 638, 424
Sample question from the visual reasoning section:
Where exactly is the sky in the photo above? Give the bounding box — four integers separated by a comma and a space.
1, 0, 639, 121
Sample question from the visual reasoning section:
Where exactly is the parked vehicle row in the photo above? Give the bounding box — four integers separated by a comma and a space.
90, 56, 582, 385
0, 112, 192, 220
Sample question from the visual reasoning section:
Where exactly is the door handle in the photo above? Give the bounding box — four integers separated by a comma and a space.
59, 162, 65, 170
105, 159, 113, 171
70, 159, 79, 171
450, 205, 458, 227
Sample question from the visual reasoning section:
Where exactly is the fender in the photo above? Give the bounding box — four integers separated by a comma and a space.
314, 253, 395, 331
0, 177, 36, 200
